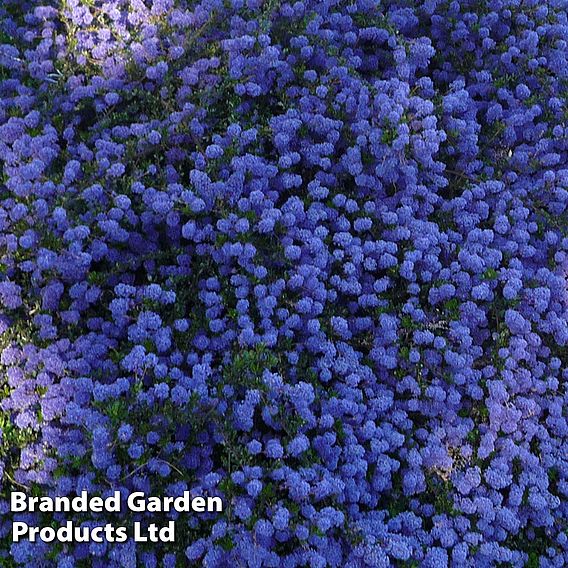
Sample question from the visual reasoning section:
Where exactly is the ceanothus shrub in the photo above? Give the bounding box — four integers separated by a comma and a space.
0, 0, 567, 566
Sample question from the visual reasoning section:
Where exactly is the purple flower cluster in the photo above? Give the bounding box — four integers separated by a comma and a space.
1, 0, 568, 566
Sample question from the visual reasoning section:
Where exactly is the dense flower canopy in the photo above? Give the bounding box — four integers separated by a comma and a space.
1, 0, 568, 566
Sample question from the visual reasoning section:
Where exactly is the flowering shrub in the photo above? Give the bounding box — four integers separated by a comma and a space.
1, 0, 568, 565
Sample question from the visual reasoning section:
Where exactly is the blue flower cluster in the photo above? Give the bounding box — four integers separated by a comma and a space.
1, 0, 568, 566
